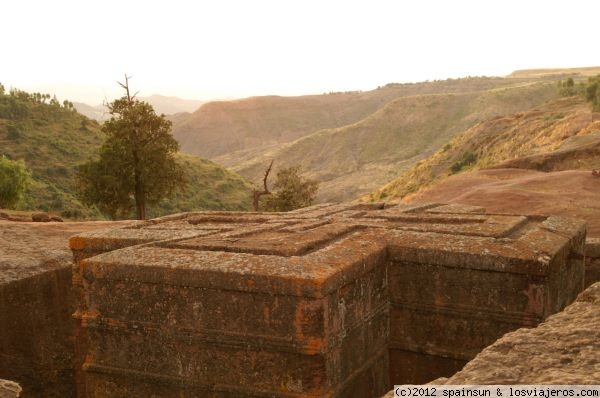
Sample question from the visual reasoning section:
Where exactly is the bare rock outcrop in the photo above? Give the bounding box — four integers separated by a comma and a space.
381, 282, 600, 397
0, 220, 133, 396
30, 212, 51, 222
440, 282, 600, 384
69, 203, 586, 397
585, 238, 600, 287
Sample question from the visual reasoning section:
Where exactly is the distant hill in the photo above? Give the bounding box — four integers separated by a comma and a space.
508, 66, 600, 78
368, 96, 600, 202
173, 72, 597, 202
140, 94, 204, 115
149, 153, 253, 218
223, 81, 559, 202
72, 102, 109, 121
173, 76, 549, 159
73, 94, 204, 121
0, 87, 252, 218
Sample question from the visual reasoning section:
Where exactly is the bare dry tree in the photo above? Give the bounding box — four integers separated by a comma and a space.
117, 74, 140, 104
252, 160, 274, 211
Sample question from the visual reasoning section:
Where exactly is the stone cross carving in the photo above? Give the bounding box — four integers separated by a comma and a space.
70, 202, 585, 397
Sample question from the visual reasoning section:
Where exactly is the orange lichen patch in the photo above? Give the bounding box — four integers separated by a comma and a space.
293, 300, 326, 353
68, 235, 91, 251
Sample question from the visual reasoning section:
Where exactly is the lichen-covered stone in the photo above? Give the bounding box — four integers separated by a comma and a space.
437, 282, 600, 384
0, 220, 130, 397
70, 203, 587, 397
585, 238, 600, 287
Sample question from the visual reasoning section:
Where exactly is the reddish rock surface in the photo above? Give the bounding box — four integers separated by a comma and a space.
0, 220, 132, 397
439, 281, 600, 384
407, 169, 600, 237
584, 238, 600, 288
70, 203, 586, 397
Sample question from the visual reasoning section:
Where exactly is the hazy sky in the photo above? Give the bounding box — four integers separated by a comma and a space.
2, 0, 598, 104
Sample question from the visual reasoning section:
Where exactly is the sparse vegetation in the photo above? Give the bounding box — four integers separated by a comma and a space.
449, 151, 477, 174
227, 80, 558, 202
557, 78, 577, 97
263, 166, 318, 212
0, 155, 31, 209
585, 75, 600, 112
367, 96, 597, 201
557, 75, 600, 114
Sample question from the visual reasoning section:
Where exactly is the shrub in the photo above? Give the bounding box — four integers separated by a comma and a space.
450, 150, 477, 174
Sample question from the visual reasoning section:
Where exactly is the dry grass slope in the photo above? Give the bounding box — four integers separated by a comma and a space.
174, 76, 559, 161
227, 81, 559, 202
368, 96, 600, 202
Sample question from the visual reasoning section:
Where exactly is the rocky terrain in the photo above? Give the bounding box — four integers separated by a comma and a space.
382, 281, 600, 396
439, 282, 600, 384
0, 219, 132, 283
405, 169, 600, 237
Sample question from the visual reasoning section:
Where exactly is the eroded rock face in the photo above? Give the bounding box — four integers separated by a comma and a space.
0, 220, 132, 397
70, 203, 586, 397
438, 282, 600, 384
31, 212, 51, 222
584, 238, 600, 288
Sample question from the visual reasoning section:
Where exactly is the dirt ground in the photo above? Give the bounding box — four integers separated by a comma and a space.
407, 169, 600, 238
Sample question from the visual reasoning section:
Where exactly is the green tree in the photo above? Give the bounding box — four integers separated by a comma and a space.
585, 75, 600, 113
77, 76, 185, 219
558, 77, 576, 97
263, 166, 318, 212
0, 155, 31, 209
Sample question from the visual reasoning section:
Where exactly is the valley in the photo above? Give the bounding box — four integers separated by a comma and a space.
3, 67, 600, 219
170, 74, 570, 202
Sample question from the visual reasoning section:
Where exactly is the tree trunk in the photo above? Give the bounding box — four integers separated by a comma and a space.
133, 151, 146, 220
252, 160, 274, 211
135, 179, 145, 220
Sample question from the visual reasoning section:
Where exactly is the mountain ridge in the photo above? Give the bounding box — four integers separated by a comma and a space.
221, 81, 559, 202
73, 94, 204, 121
172, 76, 560, 160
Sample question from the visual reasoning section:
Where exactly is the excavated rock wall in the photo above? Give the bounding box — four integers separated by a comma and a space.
584, 238, 600, 288
439, 281, 600, 384
0, 266, 73, 397
0, 221, 130, 397
381, 282, 600, 397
